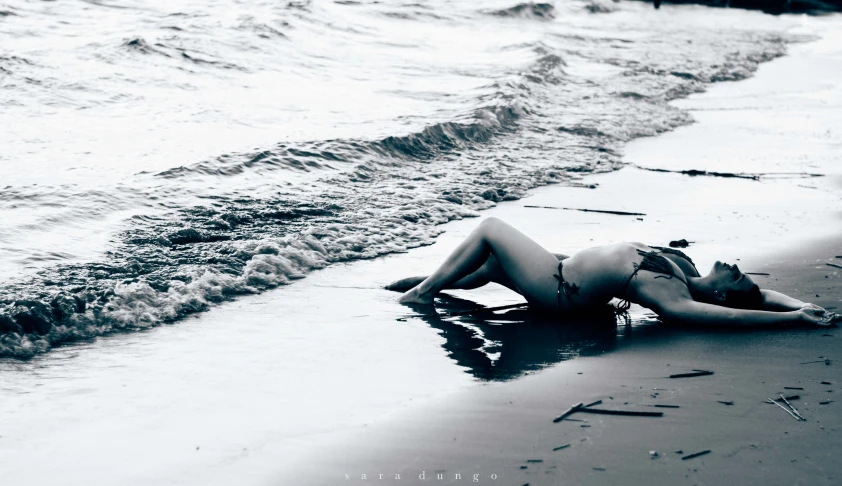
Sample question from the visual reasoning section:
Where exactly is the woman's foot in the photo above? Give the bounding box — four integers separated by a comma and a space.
398, 286, 435, 305
385, 276, 426, 292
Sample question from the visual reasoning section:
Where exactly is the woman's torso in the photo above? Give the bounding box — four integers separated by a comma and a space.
559, 242, 698, 310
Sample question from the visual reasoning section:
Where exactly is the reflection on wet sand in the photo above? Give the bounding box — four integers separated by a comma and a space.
403, 294, 664, 381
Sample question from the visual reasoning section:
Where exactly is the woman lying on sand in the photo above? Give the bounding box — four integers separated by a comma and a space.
388, 218, 838, 327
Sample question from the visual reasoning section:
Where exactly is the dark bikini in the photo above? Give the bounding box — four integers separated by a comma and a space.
554, 246, 696, 311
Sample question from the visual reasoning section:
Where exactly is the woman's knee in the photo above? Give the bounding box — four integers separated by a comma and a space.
478, 216, 507, 235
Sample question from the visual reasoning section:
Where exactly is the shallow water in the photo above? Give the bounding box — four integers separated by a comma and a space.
0, 0, 807, 358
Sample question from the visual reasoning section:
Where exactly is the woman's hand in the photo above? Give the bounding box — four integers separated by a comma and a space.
797, 303, 839, 327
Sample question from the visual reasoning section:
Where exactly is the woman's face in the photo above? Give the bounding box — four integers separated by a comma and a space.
709, 261, 756, 294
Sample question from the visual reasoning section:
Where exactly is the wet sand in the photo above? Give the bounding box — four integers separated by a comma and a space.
2, 12, 842, 486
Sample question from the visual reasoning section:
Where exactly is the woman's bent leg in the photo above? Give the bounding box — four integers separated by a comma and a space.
387, 253, 568, 292
399, 218, 560, 308
386, 256, 505, 292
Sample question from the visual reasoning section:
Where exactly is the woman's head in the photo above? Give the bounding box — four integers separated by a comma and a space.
698, 261, 763, 309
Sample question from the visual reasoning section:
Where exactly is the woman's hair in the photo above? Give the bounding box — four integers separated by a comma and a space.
724, 284, 763, 309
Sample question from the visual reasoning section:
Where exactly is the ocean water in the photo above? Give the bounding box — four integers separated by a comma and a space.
0, 0, 805, 358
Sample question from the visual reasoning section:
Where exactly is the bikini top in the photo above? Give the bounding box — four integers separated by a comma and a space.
648, 246, 697, 271
615, 248, 691, 312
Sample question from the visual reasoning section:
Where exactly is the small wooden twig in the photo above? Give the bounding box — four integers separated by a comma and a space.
766, 398, 802, 421
783, 386, 803, 390
553, 444, 571, 451
553, 402, 584, 423
648, 404, 680, 408
826, 263, 842, 269
681, 450, 711, 461
745, 272, 770, 276
780, 394, 805, 421
633, 164, 824, 181
524, 205, 646, 216
577, 408, 663, 417
669, 370, 713, 378
557, 399, 602, 422
717, 400, 734, 406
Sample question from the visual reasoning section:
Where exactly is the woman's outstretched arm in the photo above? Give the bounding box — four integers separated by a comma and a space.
759, 289, 806, 311
657, 299, 835, 327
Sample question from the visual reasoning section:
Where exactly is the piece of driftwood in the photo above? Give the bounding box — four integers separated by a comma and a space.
634, 165, 760, 180
553, 444, 571, 451
819, 400, 834, 405
767, 398, 803, 421
798, 358, 828, 364
717, 400, 734, 406
447, 302, 528, 317
783, 386, 804, 390
821, 381, 832, 385
745, 272, 770, 276
780, 394, 805, 421
681, 450, 711, 461
669, 370, 713, 378
826, 263, 842, 269
577, 408, 663, 417
523, 205, 646, 216
559, 400, 603, 421
648, 404, 680, 408
633, 165, 824, 181
553, 402, 584, 423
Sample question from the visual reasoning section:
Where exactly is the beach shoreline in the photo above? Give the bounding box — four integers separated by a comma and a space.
1, 7, 841, 486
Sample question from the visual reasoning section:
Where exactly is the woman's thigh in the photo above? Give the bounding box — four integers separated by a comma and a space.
481, 218, 563, 310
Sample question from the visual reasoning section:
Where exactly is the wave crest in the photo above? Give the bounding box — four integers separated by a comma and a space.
488, 3, 556, 20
